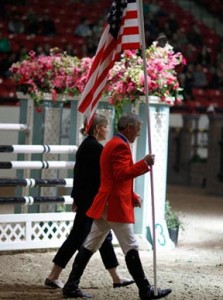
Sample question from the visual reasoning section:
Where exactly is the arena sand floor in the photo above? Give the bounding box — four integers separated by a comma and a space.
0, 184, 223, 300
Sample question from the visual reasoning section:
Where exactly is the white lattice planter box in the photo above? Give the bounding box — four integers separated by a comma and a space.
0, 212, 74, 251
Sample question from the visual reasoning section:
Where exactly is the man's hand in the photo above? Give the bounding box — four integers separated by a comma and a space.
144, 154, 155, 166
134, 197, 143, 208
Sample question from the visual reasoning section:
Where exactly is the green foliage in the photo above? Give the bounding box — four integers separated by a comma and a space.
113, 98, 133, 133
165, 200, 182, 230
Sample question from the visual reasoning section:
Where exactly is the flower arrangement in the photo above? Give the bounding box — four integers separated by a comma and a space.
10, 42, 185, 108
107, 41, 186, 108
9, 48, 91, 105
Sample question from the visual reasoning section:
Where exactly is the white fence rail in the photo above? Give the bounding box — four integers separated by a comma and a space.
0, 123, 29, 132
0, 178, 73, 187
0, 212, 74, 251
0, 161, 75, 169
0, 145, 78, 154
0, 141, 77, 251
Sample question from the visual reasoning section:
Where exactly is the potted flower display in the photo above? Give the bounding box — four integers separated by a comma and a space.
9, 48, 92, 106
9, 41, 186, 111
107, 41, 186, 108
165, 200, 183, 246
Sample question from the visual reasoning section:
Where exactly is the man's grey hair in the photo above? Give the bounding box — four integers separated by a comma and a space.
117, 113, 141, 131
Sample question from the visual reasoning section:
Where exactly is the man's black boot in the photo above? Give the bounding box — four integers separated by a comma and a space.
125, 249, 152, 299
125, 249, 172, 300
63, 247, 93, 298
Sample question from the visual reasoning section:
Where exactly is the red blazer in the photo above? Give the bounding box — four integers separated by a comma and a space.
87, 135, 150, 223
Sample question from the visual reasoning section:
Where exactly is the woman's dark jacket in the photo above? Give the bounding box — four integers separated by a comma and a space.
71, 135, 103, 213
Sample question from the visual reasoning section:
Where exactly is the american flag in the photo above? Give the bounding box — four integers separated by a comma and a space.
78, 0, 141, 130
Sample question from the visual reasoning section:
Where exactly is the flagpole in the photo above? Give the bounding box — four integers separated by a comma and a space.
137, 0, 158, 295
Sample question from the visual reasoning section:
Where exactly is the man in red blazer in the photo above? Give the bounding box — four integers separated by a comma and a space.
63, 113, 172, 300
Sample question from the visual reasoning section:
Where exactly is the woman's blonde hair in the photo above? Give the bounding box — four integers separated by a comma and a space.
80, 114, 108, 136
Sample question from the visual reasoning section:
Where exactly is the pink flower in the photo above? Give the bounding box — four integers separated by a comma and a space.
51, 89, 57, 101
182, 57, 187, 65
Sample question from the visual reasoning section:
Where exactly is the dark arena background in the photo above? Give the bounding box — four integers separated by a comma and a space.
0, 0, 223, 299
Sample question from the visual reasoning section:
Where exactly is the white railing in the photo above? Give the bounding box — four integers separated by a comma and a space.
0, 123, 29, 132
0, 143, 77, 251
0, 160, 75, 169
0, 212, 74, 251
0, 144, 78, 154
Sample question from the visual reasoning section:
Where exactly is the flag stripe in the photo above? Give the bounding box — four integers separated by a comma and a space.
122, 41, 140, 50
126, 2, 138, 8
123, 27, 139, 35
123, 18, 139, 27
126, 10, 138, 18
